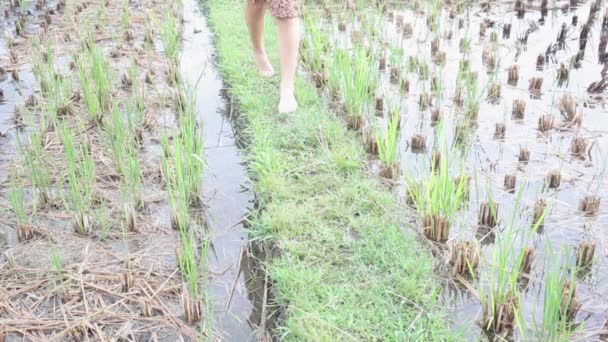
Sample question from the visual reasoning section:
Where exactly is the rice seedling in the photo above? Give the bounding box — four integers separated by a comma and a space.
58, 122, 97, 235
31, 41, 74, 122
48, 241, 66, 291
339, 44, 378, 129
546, 170, 561, 189
406, 137, 467, 243
579, 195, 600, 216
17, 118, 52, 207
377, 108, 400, 179
160, 11, 180, 65
535, 249, 580, 341
449, 240, 480, 276
76, 40, 114, 123
576, 241, 595, 268
9, 175, 40, 243
477, 189, 540, 337
103, 100, 143, 228
302, 15, 329, 86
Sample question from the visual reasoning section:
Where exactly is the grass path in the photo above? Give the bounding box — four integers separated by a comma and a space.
208, 1, 456, 340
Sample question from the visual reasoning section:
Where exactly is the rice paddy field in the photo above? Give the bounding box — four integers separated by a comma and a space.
1, 0, 608, 341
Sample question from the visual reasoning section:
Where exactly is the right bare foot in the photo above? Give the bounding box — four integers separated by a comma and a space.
254, 51, 275, 77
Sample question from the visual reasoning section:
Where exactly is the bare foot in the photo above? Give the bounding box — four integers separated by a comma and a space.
278, 89, 297, 113
254, 51, 275, 77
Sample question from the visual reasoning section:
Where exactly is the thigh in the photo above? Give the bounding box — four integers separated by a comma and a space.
266, 0, 300, 18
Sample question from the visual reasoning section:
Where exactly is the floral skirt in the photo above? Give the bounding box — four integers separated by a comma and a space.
249, 0, 300, 18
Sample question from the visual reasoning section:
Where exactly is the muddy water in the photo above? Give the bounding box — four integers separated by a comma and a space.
321, 0, 608, 339
180, 0, 258, 340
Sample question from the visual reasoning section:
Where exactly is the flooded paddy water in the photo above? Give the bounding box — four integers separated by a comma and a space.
303, 0, 608, 340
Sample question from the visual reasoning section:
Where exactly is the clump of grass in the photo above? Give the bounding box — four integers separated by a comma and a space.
536, 250, 580, 341
76, 40, 114, 123
406, 138, 467, 242
58, 123, 97, 235
377, 108, 400, 179
16, 116, 53, 207
103, 101, 143, 227
9, 175, 40, 243
335, 44, 378, 130
160, 11, 180, 65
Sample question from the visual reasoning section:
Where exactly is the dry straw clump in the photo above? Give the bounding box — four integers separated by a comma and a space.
410, 133, 427, 151
512, 99, 526, 119
538, 114, 554, 132
570, 137, 588, 159
479, 201, 498, 227
504, 174, 516, 193
520, 247, 535, 275
546, 170, 561, 189
519, 146, 530, 163
529, 77, 543, 93
449, 241, 480, 276
576, 241, 595, 268
579, 195, 600, 216
508, 65, 519, 85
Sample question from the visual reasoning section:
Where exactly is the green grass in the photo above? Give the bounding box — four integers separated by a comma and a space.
208, 1, 456, 340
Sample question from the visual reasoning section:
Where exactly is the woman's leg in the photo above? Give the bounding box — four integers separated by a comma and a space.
246, 1, 275, 77
276, 17, 300, 113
